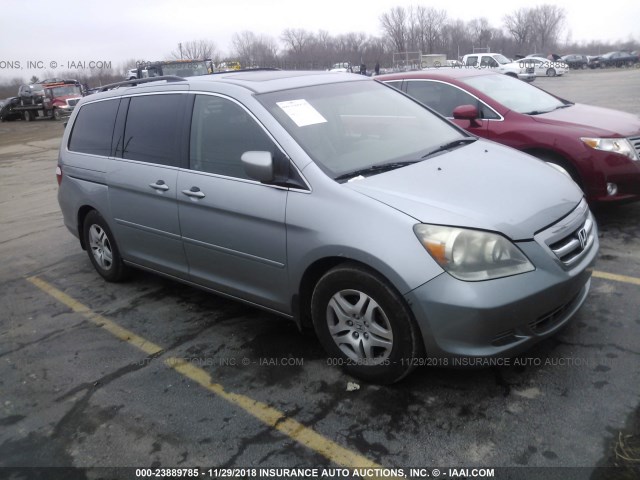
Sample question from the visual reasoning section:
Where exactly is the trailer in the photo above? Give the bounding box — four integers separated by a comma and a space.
420, 54, 447, 68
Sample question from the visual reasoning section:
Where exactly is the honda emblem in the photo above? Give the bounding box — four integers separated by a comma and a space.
578, 228, 588, 249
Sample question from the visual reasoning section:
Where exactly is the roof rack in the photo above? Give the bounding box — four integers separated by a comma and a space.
99, 76, 185, 92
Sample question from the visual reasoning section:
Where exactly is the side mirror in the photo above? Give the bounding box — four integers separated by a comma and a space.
241, 151, 274, 183
452, 104, 481, 127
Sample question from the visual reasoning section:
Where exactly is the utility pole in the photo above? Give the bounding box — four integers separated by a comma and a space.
179, 43, 183, 60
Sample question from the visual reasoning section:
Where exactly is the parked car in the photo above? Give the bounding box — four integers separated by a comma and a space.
561, 54, 590, 69
377, 69, 640, 204
527, 53, 562, 61
590, 51, 640, 68
461, 53, 535, 82
518, 56, 569, 77
329, 62, 354, 73
57, 71, 597, 383
0, 97, 22, 121
17, 83, 45, 105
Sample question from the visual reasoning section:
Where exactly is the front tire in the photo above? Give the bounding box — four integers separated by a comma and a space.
311, 263, 423, 384
83, 210, 129, 282
546, 68, 556, 77
53, 108, 62, 121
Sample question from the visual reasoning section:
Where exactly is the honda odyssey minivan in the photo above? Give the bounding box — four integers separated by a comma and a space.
57, 70, 598, 383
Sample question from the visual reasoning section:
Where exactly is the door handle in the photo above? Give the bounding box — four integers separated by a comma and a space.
149, 180, 169, 191
181, 187, 205, 199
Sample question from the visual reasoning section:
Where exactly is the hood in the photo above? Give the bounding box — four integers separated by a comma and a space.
345, 140, 582, 240
533, 103, 640, 137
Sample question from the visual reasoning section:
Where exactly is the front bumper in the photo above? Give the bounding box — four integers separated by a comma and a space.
587, 147, 640, 203
517, 73, 536, 82
405, 209, 598, 360
54, 105, 75, 117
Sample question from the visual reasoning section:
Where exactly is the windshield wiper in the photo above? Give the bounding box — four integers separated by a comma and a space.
334, 160, 420, 181
420, 137, 477, 158
525, 103, 574, 115
335, 138, 477, 181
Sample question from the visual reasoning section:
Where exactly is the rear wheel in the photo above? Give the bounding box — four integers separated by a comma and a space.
23, 111, 33, 122
546, 68, 556, 77
82, 210, 129, 282
311, 263, 423, 384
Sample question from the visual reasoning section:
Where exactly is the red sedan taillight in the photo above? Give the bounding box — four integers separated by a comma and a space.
56, 165, 62, 186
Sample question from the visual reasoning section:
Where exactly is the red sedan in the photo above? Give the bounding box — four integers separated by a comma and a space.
376, 69, 640, 204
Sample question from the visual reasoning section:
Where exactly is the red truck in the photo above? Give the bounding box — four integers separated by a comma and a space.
9, 79, 84, 121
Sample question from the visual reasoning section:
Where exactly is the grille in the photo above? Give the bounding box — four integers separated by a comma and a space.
548, 216, 594, 267
67, 98, 79, 107
629, 135, 640, 159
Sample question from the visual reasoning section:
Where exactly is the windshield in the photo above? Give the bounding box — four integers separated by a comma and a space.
49, 85, 81, 97
494, 54, 511, 65
258, 80, 465, 179
462, 74, 566, 114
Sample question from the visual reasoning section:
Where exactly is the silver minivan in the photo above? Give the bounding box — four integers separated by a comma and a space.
57, 70, 598, 383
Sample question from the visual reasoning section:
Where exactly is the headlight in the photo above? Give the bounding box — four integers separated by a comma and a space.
414, 225, 535, 281
581, 137, 638, 161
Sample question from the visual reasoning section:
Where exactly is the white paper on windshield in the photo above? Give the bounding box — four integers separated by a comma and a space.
276, 99, 327, 127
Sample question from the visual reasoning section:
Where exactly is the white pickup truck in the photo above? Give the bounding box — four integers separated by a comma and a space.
461, 53, 535, 82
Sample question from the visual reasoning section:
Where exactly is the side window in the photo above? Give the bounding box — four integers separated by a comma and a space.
189, 95, 278, 179
466, 56, 478, 66
482, 57, 500, 68
122, 94, 184, 166
405, 81, 499, 120
384, 81, 403, 91
68, 99, 119, 156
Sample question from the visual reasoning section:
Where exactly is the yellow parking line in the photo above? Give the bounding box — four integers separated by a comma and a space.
26, 275, 385, 473
26, 276, 163, 355
593, 270, 640, 287
167, 357, 382, 469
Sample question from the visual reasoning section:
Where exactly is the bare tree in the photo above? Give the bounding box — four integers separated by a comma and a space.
503, 8, 533, 51
530, 5, 566, 52
422, 7, 447, 54
170, 40, 218, 60
468, 18, 494, 48
281, 28, 312, 55
380, 6, 408, 52
231, 31, 278, 67
442, 19, 472, 59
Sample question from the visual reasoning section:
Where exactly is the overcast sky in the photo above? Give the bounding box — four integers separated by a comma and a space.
1, 0, 639, 80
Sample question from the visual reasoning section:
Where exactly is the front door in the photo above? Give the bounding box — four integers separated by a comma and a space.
177, 94, 289, 312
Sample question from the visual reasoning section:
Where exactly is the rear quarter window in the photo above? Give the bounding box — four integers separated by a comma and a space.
68, 99, 119, 156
